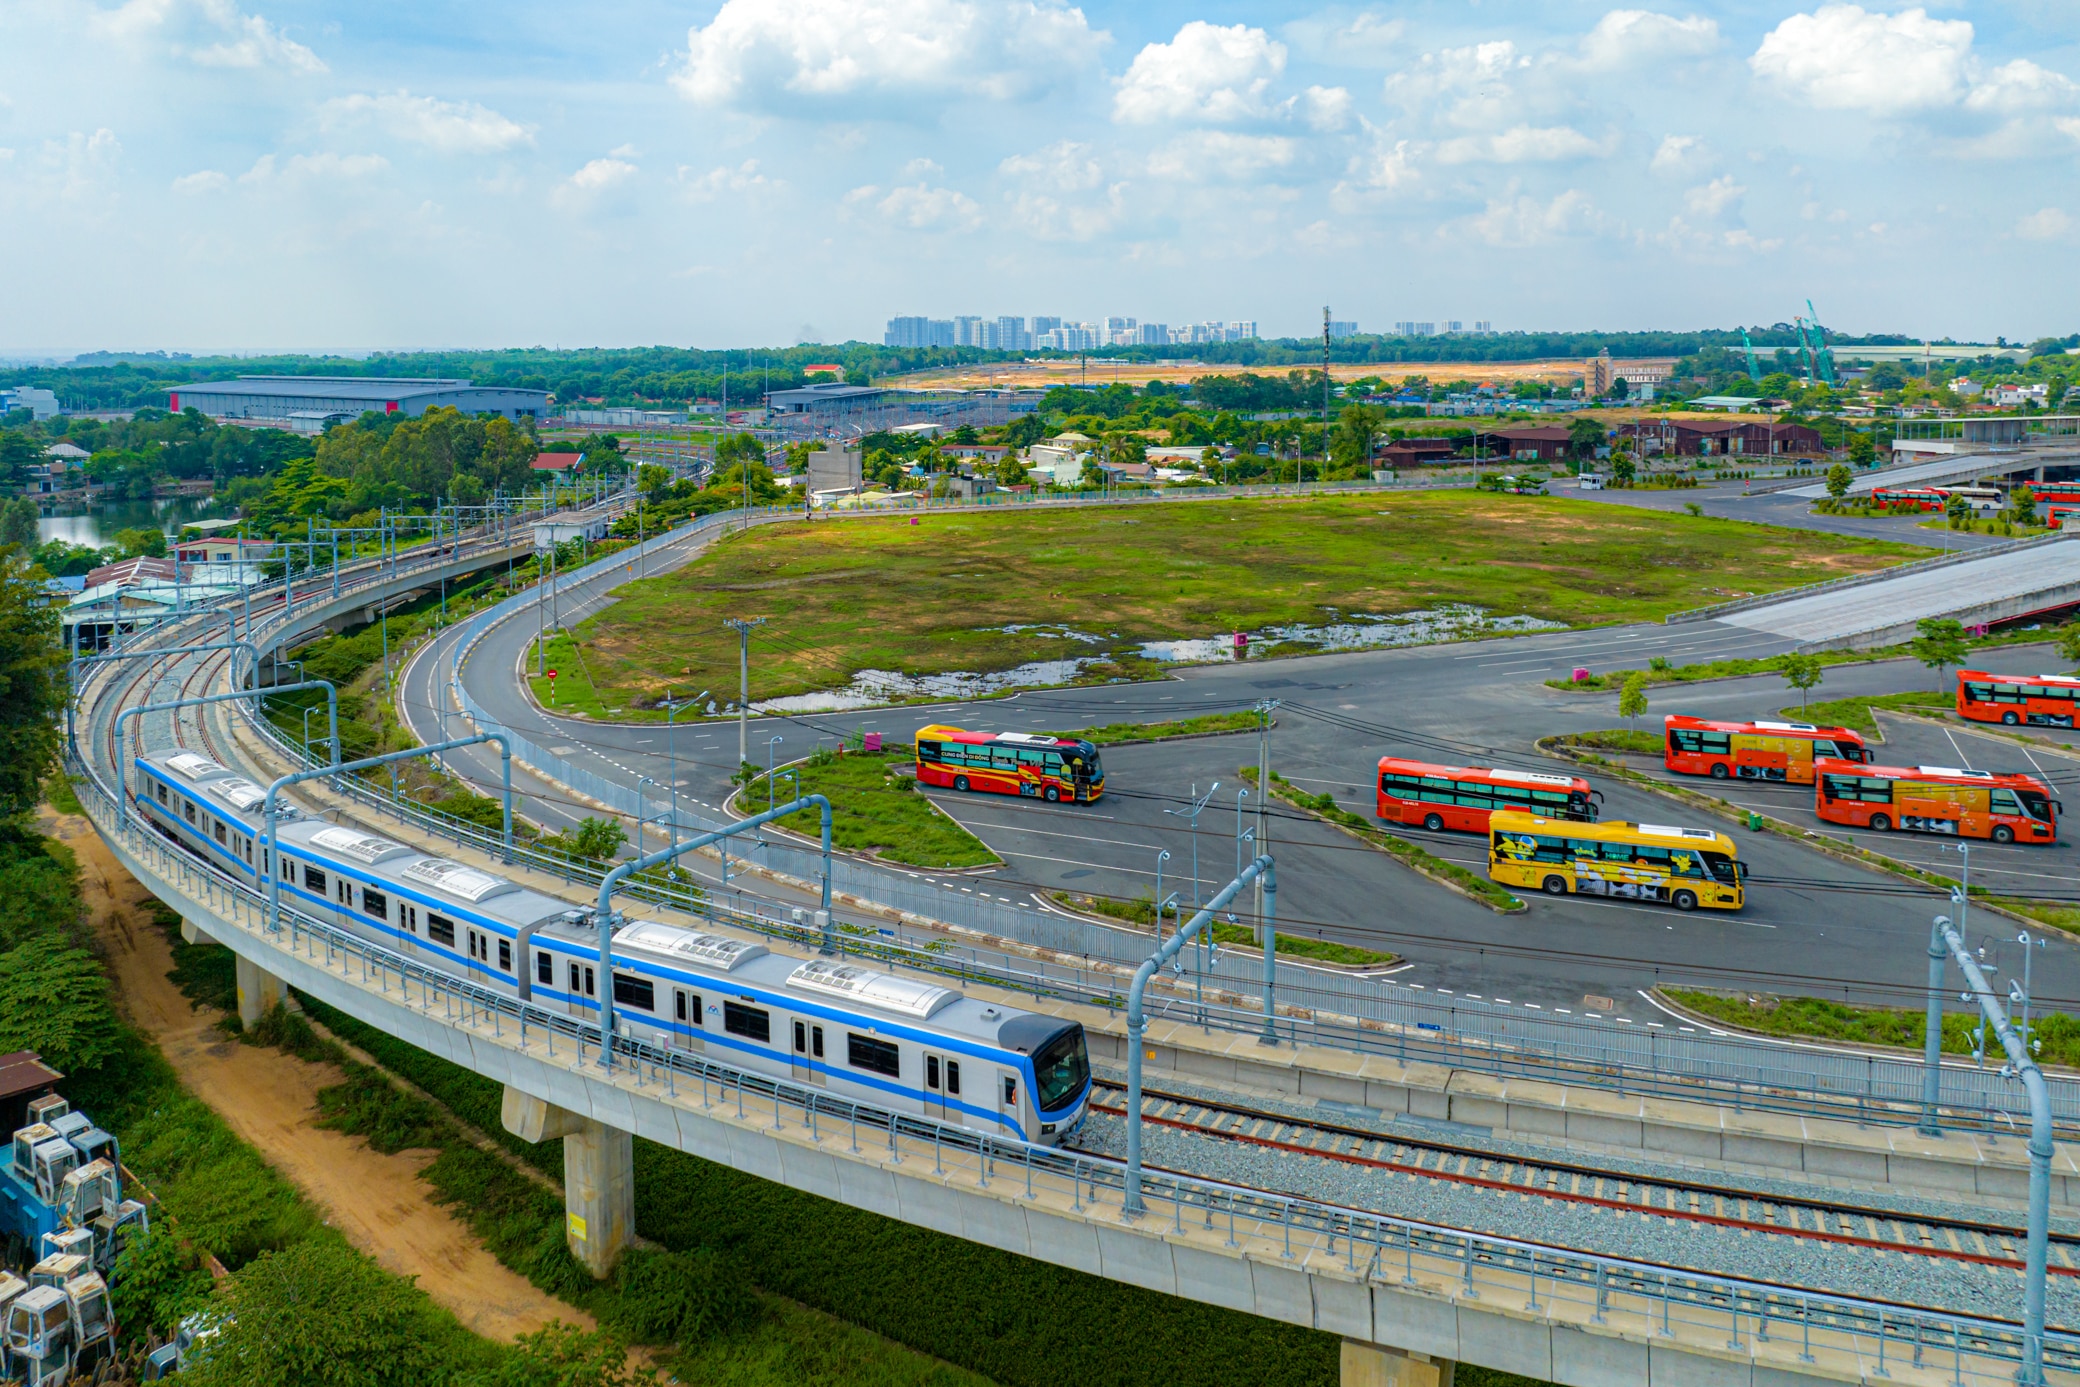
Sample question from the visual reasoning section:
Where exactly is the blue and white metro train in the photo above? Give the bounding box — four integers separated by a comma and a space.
131, 749, 1092, 1144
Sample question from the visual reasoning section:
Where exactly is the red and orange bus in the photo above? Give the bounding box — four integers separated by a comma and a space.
1377, 757, 1600, 833
1664, 716, 1870, 783
1958, 670, 2080, 727
1815, 761, 2060, 843
1869, 486, 1950, 513
915, 726, 1104, 803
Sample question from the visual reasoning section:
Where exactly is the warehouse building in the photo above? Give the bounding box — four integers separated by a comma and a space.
166, 376, 549, 424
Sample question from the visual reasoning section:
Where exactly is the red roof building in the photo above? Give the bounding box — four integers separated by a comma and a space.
531, 452, 584, 472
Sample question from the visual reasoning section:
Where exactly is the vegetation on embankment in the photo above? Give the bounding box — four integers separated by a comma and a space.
1663, 987, 2080, 1066
534, 492, 1925, 711
1781, 692, 1953, 736
744, 745, 999, 870
1551, 625, 2071, 694
1243, 767, 1524, 913
300, 996, 1344, 1387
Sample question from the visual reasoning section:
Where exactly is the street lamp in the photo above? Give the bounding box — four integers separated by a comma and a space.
664, 687, 708, 847
1151, 849, 1169, 938
1164, 781, 1220, 910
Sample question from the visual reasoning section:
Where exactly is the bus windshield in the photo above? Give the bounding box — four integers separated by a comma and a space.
1066, 750, 1102, 783
2020, 790, 2057, 822
1031, 1026, 1090, 1112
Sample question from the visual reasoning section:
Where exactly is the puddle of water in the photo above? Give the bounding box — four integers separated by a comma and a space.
1142, 604, 1561, 662
751, 658, 1109, 714
977, 624, 1107, 644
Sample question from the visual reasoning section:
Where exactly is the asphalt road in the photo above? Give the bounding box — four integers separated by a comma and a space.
1560, 478, 2015, 551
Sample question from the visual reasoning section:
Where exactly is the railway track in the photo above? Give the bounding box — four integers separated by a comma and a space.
1087, 1079, 2080, 1275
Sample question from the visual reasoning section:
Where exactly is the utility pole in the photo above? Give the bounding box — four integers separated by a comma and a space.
1320, 305, 1333, 484
723, 617, 767, 767
1253, 699, 1279, 934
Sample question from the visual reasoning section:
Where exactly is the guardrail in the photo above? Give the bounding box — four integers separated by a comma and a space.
63, 757, 2080, 1387
79, 492, 2080, 1141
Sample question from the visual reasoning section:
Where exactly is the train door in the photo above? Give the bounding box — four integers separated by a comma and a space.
997, 1070, 1021, 1137
790, 1020, 825, 1084
564, 960, 596, 1018
398, 904, 420, 956
923, 1053, 962, 1121
464, 926, 490, 982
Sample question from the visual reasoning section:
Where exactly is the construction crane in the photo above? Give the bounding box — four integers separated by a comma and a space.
1805, 298, 1837, 386
1740, 330, 1762, 383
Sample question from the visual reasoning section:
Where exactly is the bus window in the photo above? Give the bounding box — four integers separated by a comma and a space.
917, 741, 942, 762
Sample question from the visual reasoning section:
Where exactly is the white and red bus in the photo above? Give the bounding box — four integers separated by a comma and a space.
1664, 715, 1870, 784
1815, 761, 2060, 843
1377, 757, 1600, 833
915, 726, 1104, 803
1958, 670, 2080, 728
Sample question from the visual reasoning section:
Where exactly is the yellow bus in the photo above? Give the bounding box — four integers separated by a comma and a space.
1487, 811, 1745, 912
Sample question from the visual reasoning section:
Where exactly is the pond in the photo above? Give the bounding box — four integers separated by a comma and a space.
38, 495, 235, 548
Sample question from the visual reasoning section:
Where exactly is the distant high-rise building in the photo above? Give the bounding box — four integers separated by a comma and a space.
1393, 321, 1419, 337
1228, 321, 1258, 341
955, 315, 984, 347
1474, 320, 1494, 335
996, 316, 1029, 352
885, 316, 931, 348
1136, 323, 1169, 345
1444, 320, 1464, 334
1328, 321, 1358, 339
1586, 348, 1614, 396
1031, 316, 1062, 337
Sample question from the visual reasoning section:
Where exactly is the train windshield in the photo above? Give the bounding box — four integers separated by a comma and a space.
1031, 1025, 1090, 1113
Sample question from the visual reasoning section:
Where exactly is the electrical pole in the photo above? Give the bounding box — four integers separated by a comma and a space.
1320, 305, 1332, 484
723, 617, 766, 767
1254, 699, 1278, 934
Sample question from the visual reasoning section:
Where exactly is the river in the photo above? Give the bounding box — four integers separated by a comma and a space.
38, 496, 235, 548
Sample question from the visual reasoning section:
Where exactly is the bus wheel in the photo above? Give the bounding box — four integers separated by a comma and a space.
1709, 763, 1729, 779
2003, 712, 2020, 725
1993, 825, 2015, 843
1671, 889, 1698, 912
1542, 875, 1567, 895
1044, 786, 1061, 803
1869, 813, 1890, 832
954, 776, 970, 792
1423, 813, 1445, 832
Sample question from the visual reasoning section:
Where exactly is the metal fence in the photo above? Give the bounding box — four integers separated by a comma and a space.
61, 759, 2080, 1387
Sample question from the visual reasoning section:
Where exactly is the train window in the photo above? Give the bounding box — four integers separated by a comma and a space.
612, 973, 655, 1011
1003, 1077, 1017, 1105
336, 878, 350, 905
361, 888, 388, 919
674, 990, 701, 1026
403, 905, 418, 934
213, 820, 226, 845
183, 800, 195, 824
426, 913, 456, 946
847, 1033, 900, 1077
303, 865, 325, 893
497, 939, 511, 972
537, 952, 553, 986
926, 1055, 939, 1089
946, 1060, 961, 1096
723, 1001, 770, 1042
155, 783, 167, 805
565, 964, 595, 997
813, 1026, 824, 1059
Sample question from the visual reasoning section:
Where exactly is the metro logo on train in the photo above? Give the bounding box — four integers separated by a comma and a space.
129, 749, 1092, 1145
1663, 715, 1870, 784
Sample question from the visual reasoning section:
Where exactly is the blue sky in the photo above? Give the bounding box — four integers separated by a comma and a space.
3, 0, 2078, 353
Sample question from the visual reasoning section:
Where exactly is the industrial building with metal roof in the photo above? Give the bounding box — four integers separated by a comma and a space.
166, 376, 549, 424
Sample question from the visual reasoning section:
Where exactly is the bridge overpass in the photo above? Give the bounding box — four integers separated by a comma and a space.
71, 502, 2080, 1387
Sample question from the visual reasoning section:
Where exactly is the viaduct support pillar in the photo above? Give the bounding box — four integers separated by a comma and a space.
234, 953, 286, 1028
180, 917, 213, 946
501, 1086, 633, 1278
1341, 1343, 1454, 1387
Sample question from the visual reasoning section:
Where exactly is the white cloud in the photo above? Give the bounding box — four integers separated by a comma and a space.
323, 92, 533, 154
569, 157, 636, 192
239, 151, 388, 183
1650, 134, 1707, 175
1114, 21, 1286, 124
1965, 60, 2079, 115
1438, 125, 1606, 164
999, 141, 1122, 239
1343, 136, 1420, 193
1303, 86, 1353, 132
675, 0, 1101, 110
1579, 10, 1719, 69
1750, 6, 1970, 115
845, 180, 983, 231
677, 160, 770, 201
1684, 174, 1744, 217
1459, 189, 1603, 247
1146, 131, 1297, 182
94, 0, 326, 73
171, 169, 228, 194
1000, 141, 1104, 193
2016, 208, 2071, 241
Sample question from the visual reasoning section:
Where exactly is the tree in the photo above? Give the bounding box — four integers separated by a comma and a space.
1567, 416, 1604, 460
0, 497, 35, 552
1606, 375, 1630, 400
457, 1324, 658, 1387
1824, 464, 1852, 500
1610, 451, 1637, 485
1618, 671, 1649, 730
112, 525, 168, 558
2010, 484, 2037, 526
1330, 403, 1386, 473
2056, 620, 2080, 670
1846, 433, 1877, 467
1945, 492, 1971, 527
0, 556, 64, 815
0, 936, 120, 1073
991, 453, 1028, 487
636, 463, 671, 503
185, 1238, 446, 1387
545, 817, 626, 866
1912, 617, 1968, 691
1779, 651, 1825, 710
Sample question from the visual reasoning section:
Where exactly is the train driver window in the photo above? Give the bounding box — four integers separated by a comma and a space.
537, 952, 553, 986
1003, 1076, 1017, 1105
303, 865, 326, 893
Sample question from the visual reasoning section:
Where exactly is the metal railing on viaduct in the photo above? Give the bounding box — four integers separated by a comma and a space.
68, 500, 2080, 1387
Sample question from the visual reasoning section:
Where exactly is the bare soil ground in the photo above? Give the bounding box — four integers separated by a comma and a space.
48, 808, 591, 1344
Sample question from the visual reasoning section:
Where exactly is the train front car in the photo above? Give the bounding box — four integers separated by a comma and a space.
998, 1014, 1090, 1142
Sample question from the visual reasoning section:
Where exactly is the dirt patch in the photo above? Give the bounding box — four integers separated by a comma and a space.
47, 809, 590, 1344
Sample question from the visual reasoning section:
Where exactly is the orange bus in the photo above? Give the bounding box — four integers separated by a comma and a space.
1869, 486, 1949, 513
915, 726, 1104, 803
1815, 761, 2060, 843
1377, 757, 1600, 833
1958, 670, 2080, 728
1664, 715, 1871, 783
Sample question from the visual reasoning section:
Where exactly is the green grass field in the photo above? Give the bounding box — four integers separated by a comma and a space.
747, 748, 1000, 870
534, 493, 1928, 712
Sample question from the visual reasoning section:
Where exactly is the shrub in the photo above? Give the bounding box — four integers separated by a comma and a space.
610, 1247, 760, 1345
